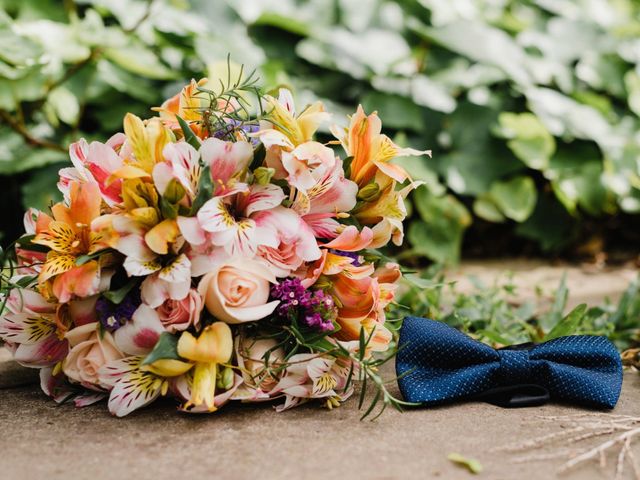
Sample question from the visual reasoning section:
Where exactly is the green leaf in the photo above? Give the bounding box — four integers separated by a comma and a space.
104, 44, 177, 80
403, 274, 441, 290
159, 197, 179, 220
253, 166, 275, 185
0, 139, 67, 175
253, 12, 310, 36
20, 163, 64, 209
163, 179, 186, 204
0, 28, 43, 66
189, 165, 213, 215
515, 195, 575, 251
526, 87, 614, 149
177, 115, 202, 149
47, 87, 80, 126
296, 28, 411, 80
15, 275, 37, 288
545, 304, 588, 341
159, 179, 186, 219
489, 176, 537, 222
96, 60, 157, 103
447, 453, 483, 474
497, 112, 555, 170
473, 195, 506, 223
436, 102, 523, 196
102, 278, 138, 305
15, 234, 48, 253
371, 75, 456, 114
360, 91, 424, 131
476, 329, 512, 346
75, 249, 109, 266
546, 149, 611, 216
141, 332, 181, 365
410, 18, 532, 85
625, 70, 640, 117
408, 188, 472, 264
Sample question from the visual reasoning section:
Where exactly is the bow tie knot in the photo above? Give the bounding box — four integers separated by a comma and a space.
498, 348, 532, 382
396, 317, 623, 409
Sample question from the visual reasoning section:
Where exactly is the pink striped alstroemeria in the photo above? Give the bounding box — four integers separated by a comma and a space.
59, 135, 126, 207
253, 206, 321, 277
196, 183, 285, 257
0, 288, 70, 368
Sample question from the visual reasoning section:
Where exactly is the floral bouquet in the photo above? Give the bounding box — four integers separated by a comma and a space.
0, 66, 429, 417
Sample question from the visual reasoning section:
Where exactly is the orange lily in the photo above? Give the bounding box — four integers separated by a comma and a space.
331, 105, 430, 188
33, 182, 109, 303
153, 78, 209, 138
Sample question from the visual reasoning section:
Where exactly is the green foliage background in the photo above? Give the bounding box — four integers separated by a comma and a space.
1, 0, 639, 263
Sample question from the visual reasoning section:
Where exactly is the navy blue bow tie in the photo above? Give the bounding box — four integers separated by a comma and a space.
396, 317, 623, 409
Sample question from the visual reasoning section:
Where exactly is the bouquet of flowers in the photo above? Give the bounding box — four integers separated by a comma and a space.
0, 65, 429, 417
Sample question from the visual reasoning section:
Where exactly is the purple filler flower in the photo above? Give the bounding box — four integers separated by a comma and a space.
96, 289, 141, 332
213, 119, 260, 146
271, 278, 337, 333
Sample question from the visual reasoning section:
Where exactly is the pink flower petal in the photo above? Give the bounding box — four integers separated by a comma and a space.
321, 225, 373, 251
240, 184, 286, 217
114, 304, 165, 355
200, 137, 253, 185
100, 356, 164, 417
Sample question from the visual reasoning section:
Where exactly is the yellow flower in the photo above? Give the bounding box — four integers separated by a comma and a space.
141, 358, 193, 377
352, 173, 422, 248
263, 89, 329, 146
144, 219, 180, 256
178, 323, 233, 364
109, 113, 173, 181
120, 178, 161, 228
177, 323, 233, 411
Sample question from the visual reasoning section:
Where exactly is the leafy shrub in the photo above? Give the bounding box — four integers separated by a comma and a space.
1, 0, 639, 262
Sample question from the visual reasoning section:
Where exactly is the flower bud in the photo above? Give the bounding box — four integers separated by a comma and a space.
357, 182, 381, 202
254, 167, 276, 185
163, 178, 186, 204
216, 366, 235, 390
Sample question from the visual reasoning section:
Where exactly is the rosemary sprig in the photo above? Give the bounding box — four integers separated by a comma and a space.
345, 327, 418, 421
187, 55, 264, 142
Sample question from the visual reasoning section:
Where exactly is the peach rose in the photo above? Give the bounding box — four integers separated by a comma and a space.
156, 288, 203, 333
198, 259, 280, 324
63, 323, 124, 390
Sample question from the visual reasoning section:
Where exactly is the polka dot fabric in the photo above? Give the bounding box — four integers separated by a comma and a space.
396, 317, 623, 409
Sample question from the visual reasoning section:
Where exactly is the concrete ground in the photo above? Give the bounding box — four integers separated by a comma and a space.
1, 260, 638, 480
